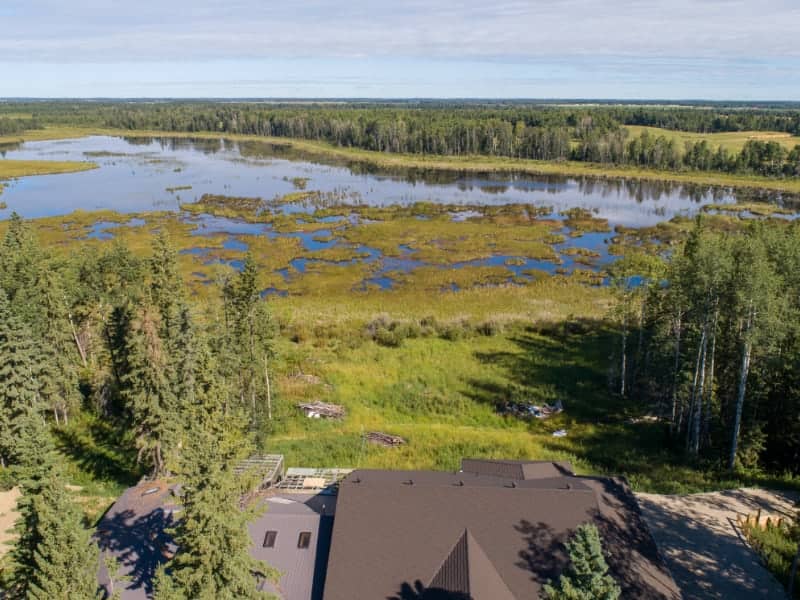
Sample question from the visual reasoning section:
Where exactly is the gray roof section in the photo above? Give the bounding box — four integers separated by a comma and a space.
251, 493, 336, 600
97, 483, 335, 600
460, 458, 575, 480
96, 481, 180, 600
324, 461, 680, 600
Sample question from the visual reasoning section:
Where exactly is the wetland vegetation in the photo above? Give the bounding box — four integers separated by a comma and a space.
2, 102, 800, 536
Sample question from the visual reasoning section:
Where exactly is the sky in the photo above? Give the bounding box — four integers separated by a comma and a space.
2, 0, 799, 99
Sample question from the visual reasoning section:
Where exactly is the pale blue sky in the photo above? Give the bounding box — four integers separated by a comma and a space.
2, 0, 799, 99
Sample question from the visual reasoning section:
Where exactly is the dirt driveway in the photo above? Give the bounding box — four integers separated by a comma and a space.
637, 488, 797, 600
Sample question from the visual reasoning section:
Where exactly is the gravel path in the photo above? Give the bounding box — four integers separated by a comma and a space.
637, 488, 797, 600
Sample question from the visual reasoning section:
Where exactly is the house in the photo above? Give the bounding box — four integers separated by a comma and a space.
96, 460, 346, 600
97, 458, 679, 599
250, 492, 335, 599
323, 459, 681, 600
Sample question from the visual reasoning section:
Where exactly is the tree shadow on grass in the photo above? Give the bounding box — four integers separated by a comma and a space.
54, 418, 141, 488
467, 320, 683, 483
469, 319, 627, 421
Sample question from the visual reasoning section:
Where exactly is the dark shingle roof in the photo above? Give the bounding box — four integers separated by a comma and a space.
323, 460, 680, 600
460, 458, 574, 481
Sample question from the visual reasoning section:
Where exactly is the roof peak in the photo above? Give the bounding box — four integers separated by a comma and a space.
428, 528, 517, 600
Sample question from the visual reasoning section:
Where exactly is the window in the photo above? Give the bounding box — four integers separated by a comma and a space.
263, 531, 277, 548
297, 531, 312, 549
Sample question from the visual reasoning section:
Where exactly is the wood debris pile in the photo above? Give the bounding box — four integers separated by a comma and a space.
298, 401, 346, 419
365, 431, 406, 447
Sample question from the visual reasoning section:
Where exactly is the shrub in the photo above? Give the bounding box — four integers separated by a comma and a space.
374, 327, 403, 348
476, 319, 503, 336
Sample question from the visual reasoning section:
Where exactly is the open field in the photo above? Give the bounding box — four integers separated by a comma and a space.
625, 125, 800, 153
5, 126, 800, 194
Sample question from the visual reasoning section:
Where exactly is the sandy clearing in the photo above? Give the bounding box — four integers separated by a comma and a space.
637, 488, 798, 600
0, 487, 21, 558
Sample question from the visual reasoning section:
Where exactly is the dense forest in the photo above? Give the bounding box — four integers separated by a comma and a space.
3, 101, 800, 176
610, 220, 800, 473
0, 215, 275, 597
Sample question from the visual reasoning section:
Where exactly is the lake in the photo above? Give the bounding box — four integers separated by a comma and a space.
0, 135, 794, 292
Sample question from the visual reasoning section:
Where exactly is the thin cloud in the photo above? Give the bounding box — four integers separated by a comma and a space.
3, 0, 799, 62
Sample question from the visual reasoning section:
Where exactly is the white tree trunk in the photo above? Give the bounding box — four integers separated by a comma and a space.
690, 327, 708, 455
67, 307, 88, 367
702, 312, 718, 446
729, 323, 753, 471
670, 313, 682, 430
620, 314, 628, 397
264, 355, 272, 421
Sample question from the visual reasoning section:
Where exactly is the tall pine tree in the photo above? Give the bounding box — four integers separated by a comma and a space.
120, 304, 175, 477
0, 290, 43, 467
154, 343, 274, 599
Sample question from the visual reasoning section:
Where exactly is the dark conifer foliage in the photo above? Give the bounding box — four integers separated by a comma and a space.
0, 224, 278, 594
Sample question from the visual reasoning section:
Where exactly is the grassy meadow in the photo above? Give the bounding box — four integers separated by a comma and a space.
624, 125, 800, 153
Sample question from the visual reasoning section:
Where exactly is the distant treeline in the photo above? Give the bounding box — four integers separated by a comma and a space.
0, 117, 41, 136
3, 101, 800, 176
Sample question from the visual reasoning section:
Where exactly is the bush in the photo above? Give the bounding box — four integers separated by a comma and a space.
374, 327, 403, 347
476, 319, 503, 336
743, 515, 800, 597
0, 467, 16, 491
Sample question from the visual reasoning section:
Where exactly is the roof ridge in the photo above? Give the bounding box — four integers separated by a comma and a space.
464, 530, 518, 600
428, 528, 470, 594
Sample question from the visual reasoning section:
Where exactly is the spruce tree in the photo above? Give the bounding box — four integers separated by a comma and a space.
544, 523, 621, 600
26, 470, 101, 600
149, 232, 183, 344
120, 304, 175, 477
0, 290, 44, 467
154, 346, 273, 600
8, 404, 58, 595
221, 253, 276, 427
0, 213, 42, 311
32, 267, 81, 425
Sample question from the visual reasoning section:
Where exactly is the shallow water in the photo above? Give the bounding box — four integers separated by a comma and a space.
1, 135, 794, 294
0, 135, 760, 227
